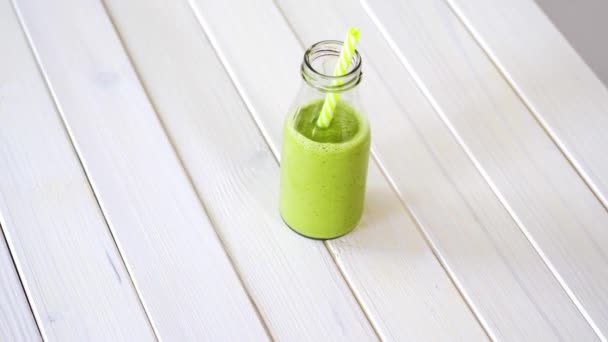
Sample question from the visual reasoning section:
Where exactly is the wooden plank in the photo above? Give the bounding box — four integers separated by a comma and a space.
272, 0, 597, 340
0, 1, 156, 340
190, 1, 594, 340
279, 1, 593, 340
12, 0, 269, 340
101, 0, 377, 340
0, 228, 40, 342
178, 0, 494, 340
362, 0, 608, 338
445, 0, 608, 217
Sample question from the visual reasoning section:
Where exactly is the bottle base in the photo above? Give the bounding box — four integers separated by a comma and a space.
280, 214, 358, 240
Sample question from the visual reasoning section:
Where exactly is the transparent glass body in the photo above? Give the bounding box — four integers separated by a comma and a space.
279, 40, 370, 239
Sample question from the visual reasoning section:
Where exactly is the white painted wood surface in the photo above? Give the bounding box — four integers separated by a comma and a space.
12, 0, 269, 340
102, 0, 376, 340
182, 0, 491, 340
0, 229, 40, 342
363, 0, 608, 338
445, 0, 608, 212
1, 0, 607, 339
0, 1, 155, 340
275, 0, 599, 340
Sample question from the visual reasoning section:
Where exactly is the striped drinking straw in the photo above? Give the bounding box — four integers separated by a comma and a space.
316, 27, 360, 128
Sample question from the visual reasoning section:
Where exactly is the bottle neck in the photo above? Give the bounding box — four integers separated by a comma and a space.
300, 40, 362, 93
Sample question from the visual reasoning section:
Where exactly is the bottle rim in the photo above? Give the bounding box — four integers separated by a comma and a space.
301, 40, 362, 93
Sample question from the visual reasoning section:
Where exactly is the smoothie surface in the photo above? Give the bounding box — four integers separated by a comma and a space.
294, 99, 360, 143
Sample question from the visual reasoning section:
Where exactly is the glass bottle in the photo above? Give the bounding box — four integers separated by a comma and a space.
279, 40, 370, 239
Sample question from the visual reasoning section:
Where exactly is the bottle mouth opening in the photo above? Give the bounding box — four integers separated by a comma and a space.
301, 40, 362, 92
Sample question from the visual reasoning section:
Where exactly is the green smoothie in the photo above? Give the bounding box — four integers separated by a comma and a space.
280, 99, 371, 239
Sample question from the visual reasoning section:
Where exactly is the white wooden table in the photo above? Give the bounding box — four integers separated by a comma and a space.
1, 0, 607, 340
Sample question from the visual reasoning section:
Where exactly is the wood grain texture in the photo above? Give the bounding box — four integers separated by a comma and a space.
181, 0, 492, 340
445, 0, 608, 220
0, 228, 40, 342
102, 1, 377, 340
363, 0, 608, 338
12, 0, 269, 340
0, 1, 156, 340
274, 0, 599, 340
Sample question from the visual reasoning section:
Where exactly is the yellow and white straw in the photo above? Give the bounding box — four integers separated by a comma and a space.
317, 27, 360, 128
